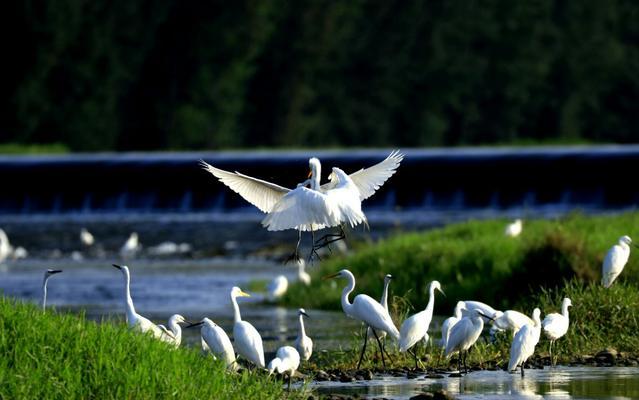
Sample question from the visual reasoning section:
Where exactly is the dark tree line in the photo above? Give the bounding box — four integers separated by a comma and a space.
1, 0, 638, 151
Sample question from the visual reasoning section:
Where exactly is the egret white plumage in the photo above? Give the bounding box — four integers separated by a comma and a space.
297, 259, 311, 286
0, 228, 13, 264
268, 346, 301, 390
112, 264, 165, 339
267, 275, 288, 301
445, 308, 490, 373
120, 232, 141, 259
159, 314, 187, 347
41, 268, 62, 310
366, 274, 393, 354
440, 301, 465, 349
80, 228, 95, 246
189, 318, 237, 370
542, 298, 572, 365
201, 151, 403, 257
399, 280, 445, 368
324, 269, 399, 369
461, 300, 502, 321
230, 286, 265, 368
602, 235, 635, 288
508, 308, 542, 377
505, 219, 523, 237
492, 310, 534, 335
295, 308, 313, 361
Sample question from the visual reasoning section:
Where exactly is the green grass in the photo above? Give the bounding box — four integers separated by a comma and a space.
0, 143, 69, 154
0, 298, 289, 399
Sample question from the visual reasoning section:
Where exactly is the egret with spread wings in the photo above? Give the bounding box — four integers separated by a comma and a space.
200, 150, 403, 259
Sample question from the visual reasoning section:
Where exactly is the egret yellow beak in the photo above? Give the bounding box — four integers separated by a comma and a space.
239, 290, 251, 297
322, 272, 341, 281
307, 170, 312, 178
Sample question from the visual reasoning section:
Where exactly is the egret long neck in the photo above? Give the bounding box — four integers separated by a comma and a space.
561, 303, 570, 319
298, 315, 306, 337
310, 164, 321, 190
231, 295, 242, 323
122, 270, 137, 322
380, 280, 390, 310
169, 319, 182, 342
41, 276, 49, 310
424, 285, 436, 315
340, 273, 356, 315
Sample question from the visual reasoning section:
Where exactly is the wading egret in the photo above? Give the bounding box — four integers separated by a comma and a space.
112, 264, 165, 339
400, 281, 445, 368
201, 151, 403, 257
509, 308, 542, 377
230, 286, 265, 368
366, 274, 393, 355
492, 310, 534, 335
41, 269, 62, 310
295, 308, 313, 361
440, 301, 465, 349
542, 298, 572, 365
80, 228, 94, 246
267, 275, 288, 301
297, 259, 311, 286
189, 318, 237, 370
445, 308, 489, 373
505, 219, 523, 237
120, 232, 141, 259
268, 346, 301, 390
602, 235, 635, 288
159, 314, 187, 347
324, 269, 399, 369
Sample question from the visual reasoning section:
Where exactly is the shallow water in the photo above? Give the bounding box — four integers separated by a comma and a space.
311, 366, 639, 399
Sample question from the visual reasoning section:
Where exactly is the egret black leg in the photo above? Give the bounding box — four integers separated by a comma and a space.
521, 361, 525, 377
287, 373, 292, 391
371, 329, 386, 369
357, 330, 369, 369
381, 340, 393, 363
285, 230, 303, 263
458, 351, 462, 372
463, 350, 469, 374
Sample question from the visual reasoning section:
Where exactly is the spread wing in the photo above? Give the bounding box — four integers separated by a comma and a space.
200, 160, 290, 213
348, 150, 404, 201
261, 187, 338, 231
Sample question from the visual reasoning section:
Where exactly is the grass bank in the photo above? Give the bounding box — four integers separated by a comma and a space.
0, 298, 288, 399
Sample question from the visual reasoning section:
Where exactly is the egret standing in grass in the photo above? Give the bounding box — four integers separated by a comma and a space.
230, 286, 265, 368
268, 346, 301, 390
157, 314, 188, 347
602, 235, 635, 288
41, 268, 62, 310
542, 298, 572, 366
324, 269, 399, 369
366, 274, 393, 359
505, 219, 523, 237
295, 308, 313, 361
189, 318, 237, 370
509, 308, 542, 377
440, 301, 465, 349
399, 281, 445, 368
267, 275, 288, 301
445, 308, 489, 373
112, 264, 165, 339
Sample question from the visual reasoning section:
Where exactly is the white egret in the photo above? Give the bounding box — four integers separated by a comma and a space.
493, 310, 534, 335
602, 235, 635, 288
297, 259, 311, 286
505, 219, 523, 237
230, 286, 265, 368
189, 318, 237, 370
366, 274, 393, 355
201, 151, 403, 257
440, 301, 465, 349
508, 308, 542, 377
462, 300, 501, 320
445, 308, 490, 373
120, 232, 141, 259
324, 269, 399, 369
267, 275, 288, 301
542, 298, 572, 365
0, 228, 13, 264
112, 264, 165, 339
159, 314, 187, 347
295, 308, 313, 361
399, 281, 445, 368
41, 269, 62, 310
80, 228, 95, 246
268, 346, 301, 390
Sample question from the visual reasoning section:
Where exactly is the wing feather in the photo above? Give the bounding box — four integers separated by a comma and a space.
348, 150, 404, 201
200, 160, 290, 213
261, 187, 338, 231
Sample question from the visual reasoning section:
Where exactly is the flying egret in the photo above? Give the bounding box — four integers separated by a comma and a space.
323, 269, 399, 369
508, 308, 542, 377
505, 219, 523, 237
445, 308, 490, 373
295, 308, 313, 361
112, 264, 165, 339
440, 301, 465, 349
120, 232, 141, 259
602, 235, 636, 288
492, 310, 534, 335
201, 151, 403, 257
542, 298, 572, 366
297, 259, 311, 286
268, 346, 301, 390
188, 318, 237, 370
41, 269, 62, 310
267, 275, 288, 301
366, 274, 393, 359
80, 228, 95, 246
230, 286, 265, 368
158, 314, 188, 347
400, 281, 445, 368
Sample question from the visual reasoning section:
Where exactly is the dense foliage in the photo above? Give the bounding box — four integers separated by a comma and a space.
2, 1, 638, 151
